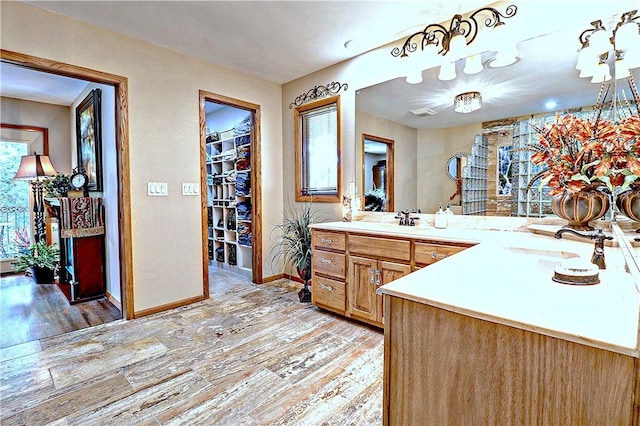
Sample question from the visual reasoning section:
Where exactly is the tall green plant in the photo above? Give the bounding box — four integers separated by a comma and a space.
271, 202, 320, 281
12, 240, 60, 272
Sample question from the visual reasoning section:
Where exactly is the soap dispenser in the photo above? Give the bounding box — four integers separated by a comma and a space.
445, 202, 454, 217
434, 203, 447, 229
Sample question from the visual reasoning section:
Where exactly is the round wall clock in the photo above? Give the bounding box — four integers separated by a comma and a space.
70, 171, 89, 190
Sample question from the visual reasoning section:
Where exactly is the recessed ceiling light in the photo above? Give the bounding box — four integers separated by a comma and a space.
545, 100, 557, 110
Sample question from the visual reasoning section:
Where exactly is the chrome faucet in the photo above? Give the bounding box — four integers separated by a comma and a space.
394, 209, 420, 226
553, 228, 613, 270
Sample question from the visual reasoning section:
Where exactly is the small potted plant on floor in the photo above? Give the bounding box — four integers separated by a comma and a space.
271, 202, 321, 302
12, 240, 60, 284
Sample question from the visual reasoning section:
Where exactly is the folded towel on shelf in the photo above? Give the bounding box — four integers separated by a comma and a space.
236, 200, 251, 220
235, 172, 250, 195
59, 197, 104, 238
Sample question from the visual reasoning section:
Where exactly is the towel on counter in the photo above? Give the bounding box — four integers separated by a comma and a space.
59, 197, 104, 238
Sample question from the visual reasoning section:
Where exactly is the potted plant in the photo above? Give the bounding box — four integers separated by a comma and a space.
12, 240, 60, 284
43, 173, 70, 198
271, 202, 321, 302
523, 112, 640, 229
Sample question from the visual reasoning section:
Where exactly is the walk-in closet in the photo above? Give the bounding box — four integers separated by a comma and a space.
205, 101, 254, 278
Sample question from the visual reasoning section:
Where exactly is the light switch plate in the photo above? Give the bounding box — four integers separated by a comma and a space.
148, 182, 168, 196
182, 182, 200, 196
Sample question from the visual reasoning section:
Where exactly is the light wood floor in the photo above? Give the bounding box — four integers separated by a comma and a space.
0, 274, 121, 349
0, 267, 384, 425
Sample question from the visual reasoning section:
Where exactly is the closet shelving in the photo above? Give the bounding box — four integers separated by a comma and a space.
206, 118, 252, 275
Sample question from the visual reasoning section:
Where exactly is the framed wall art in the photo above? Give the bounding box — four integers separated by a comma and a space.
75, 88, 102, 191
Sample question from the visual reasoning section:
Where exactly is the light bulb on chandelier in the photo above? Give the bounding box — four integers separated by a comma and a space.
391, 4, 520, 84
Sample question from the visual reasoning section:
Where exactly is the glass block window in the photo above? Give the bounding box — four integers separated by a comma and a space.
462, 134, 488, 215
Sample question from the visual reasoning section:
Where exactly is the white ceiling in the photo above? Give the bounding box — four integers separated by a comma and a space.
2, 0, 639, 130
19, 0, 490, 85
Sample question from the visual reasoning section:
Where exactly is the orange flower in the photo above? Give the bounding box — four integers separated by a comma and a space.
525, 112, 640, 194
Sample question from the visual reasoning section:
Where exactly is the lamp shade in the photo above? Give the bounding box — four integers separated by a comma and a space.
463, 54, 483, 74
588, 28, 611, 55
447, 32, 468, 61
438, 61, 457, 81
590, 61, 612, 83
13, 153, 58, 180
615, 21, 640, 51
405, 69, 423, 84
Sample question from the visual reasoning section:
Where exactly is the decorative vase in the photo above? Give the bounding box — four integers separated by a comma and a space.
616, 189, 640, 232
551, 190, 609, 231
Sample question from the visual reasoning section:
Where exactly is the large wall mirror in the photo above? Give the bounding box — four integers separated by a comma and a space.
354, 14, 640, 217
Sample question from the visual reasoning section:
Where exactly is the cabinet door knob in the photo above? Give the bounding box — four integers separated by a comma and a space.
321, 284, 333, 291
431, 252, 448, 259
320, 258, 332, 264
321, 238, 333, 244
369, 268, 375, 284
375, 269, 382, 286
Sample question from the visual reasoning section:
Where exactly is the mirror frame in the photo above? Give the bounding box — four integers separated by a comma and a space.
361, 133, 394, 212
445, 151, 468, 181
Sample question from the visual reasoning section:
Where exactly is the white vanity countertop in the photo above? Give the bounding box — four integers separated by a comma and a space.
311, 221, 640, 357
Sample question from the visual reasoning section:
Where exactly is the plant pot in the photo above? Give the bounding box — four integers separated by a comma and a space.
30, 266, 55, 284
616, 189, 640, 232
298, 285, 312, 303
551, 190, 609, 231
296, 266, 312, 303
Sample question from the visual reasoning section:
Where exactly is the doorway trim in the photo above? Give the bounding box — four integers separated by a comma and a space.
1, 49, 134, 319
199, 90, 263, 290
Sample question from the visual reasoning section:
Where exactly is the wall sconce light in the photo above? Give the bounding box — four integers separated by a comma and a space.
391, 5, 519, 84
576, 10, 640, 82
13, 152, 59, 243
454, 91, 483, 113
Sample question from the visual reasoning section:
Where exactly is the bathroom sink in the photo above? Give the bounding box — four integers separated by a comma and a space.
351, 221, 433, 232
501, 246, 582, 271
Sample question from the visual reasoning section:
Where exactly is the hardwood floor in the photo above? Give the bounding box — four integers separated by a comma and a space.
0, 274, 121, 349
0, 267, 384, 425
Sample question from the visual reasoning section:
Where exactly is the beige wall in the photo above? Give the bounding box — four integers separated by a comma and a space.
355, 110, 417, 211
1, 96, 73, 173
1, 2, 283, 312
417, 123, 481, 213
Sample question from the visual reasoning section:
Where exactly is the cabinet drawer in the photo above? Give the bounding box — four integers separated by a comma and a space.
313, 250, 346, 278
312, 276, 345, 313
349, 235, 410, 262
414, 242, 468, 266
313, 231, 346, 251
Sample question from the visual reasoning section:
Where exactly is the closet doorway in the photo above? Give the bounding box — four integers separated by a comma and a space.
199, 91, 262, 293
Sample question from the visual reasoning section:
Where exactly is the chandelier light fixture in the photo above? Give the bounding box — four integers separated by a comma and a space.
391, 5, 519, 84
576, 10, 640, 83
454, 91, 483, 113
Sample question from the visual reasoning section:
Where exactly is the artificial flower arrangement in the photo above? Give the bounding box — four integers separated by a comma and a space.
525, 113, 640, 195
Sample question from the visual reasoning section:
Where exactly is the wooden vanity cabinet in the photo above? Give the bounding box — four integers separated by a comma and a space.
311, 230, 347, 315
348, 235, 411, 326
414, 241, 470, 267
310, 226, 472, 328
349, 256, 410, 325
